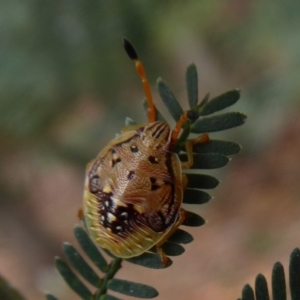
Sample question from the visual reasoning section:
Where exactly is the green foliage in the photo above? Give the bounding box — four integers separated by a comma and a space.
0, 275, 26, 300
157, 78, 184, 122
107, 279, 158, 298
238, 248, 300, 300
186, 64, 198, 109
48, 61, 246, 299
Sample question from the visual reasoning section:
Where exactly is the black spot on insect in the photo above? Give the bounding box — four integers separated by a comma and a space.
97, 191, 114, 213
150, 177, 156, 183
151, 185, 159, 191
148, 155, 158, 164
150, 177, 160, 191
109, 204, 140, 234
130, 145, 139, 153
127, 170, 135, 180
112, 157, 121, 167
147, 211, 166, 232
89, 175, 100, 193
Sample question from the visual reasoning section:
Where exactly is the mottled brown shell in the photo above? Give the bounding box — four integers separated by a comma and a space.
83, 121, 183, 258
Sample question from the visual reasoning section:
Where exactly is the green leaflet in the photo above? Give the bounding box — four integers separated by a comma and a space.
63, 242, 102, 287
179, 153, 229, 169
255, 274, 269, 300
186, 64, 198, 109
74, 225, 109, 273
167, 228, 194, 244
0, 275, 26, 300
290, 248, 300, 299
238, 248, 300, 300
149, 241, 185, 257
181, 139, 241, 156
184, 173, 219, 189
183, 211, 206, 227
125, 252, 172, 269
108, 278, 158, 298
55, 257, 93, 300
183, 189, 211, 204
45, 294, 59, 300
191, 112, 246, 133
198, 93, 210, 108
241, 285, 255, 300
272, 262, 286, 300
157, 78, 184, 122
200, 89, 240, 116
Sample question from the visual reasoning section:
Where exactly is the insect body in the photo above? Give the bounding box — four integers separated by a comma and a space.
83, 39, 208, 264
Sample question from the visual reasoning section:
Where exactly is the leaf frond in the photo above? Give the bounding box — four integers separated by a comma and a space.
49, 61, 245, 300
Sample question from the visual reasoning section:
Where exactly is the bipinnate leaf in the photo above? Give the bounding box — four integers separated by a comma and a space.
183, 189, 211, 204
186, 64, 198, 108
290, 248, 300, 300
191, 112, 247, 133
74, 225, 109, 273
255, 274, 269, 300
49, 54, 246, 300
63, 242, 101, 287
272, 262, 286, 300
108, 279, 159, 298
157, 78, 184, 122
200, 89, 240, 116
55, 257, 93, 299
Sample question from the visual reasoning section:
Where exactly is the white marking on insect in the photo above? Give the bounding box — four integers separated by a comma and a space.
107, 212, 116, 222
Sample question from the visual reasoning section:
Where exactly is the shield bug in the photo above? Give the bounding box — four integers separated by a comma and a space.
83, 38, 209, 265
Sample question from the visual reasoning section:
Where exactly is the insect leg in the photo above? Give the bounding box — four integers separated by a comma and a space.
123, 38, 156, 123
156, 208, 186, 266
181, 134, 209, 169
77, 208, 84, 220
171, 111, 188, 143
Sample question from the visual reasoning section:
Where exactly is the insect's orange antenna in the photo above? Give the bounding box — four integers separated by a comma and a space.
123, 38, 156, 123
171, 111, 189, 143
171, 110, 201, 143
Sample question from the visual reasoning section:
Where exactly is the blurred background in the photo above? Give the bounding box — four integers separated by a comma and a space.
1, 1, 300, 299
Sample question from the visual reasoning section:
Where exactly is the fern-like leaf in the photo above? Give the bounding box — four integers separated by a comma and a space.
49, 59, 245, 299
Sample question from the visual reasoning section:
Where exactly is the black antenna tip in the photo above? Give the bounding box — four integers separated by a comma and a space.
123, 38, 138, 60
